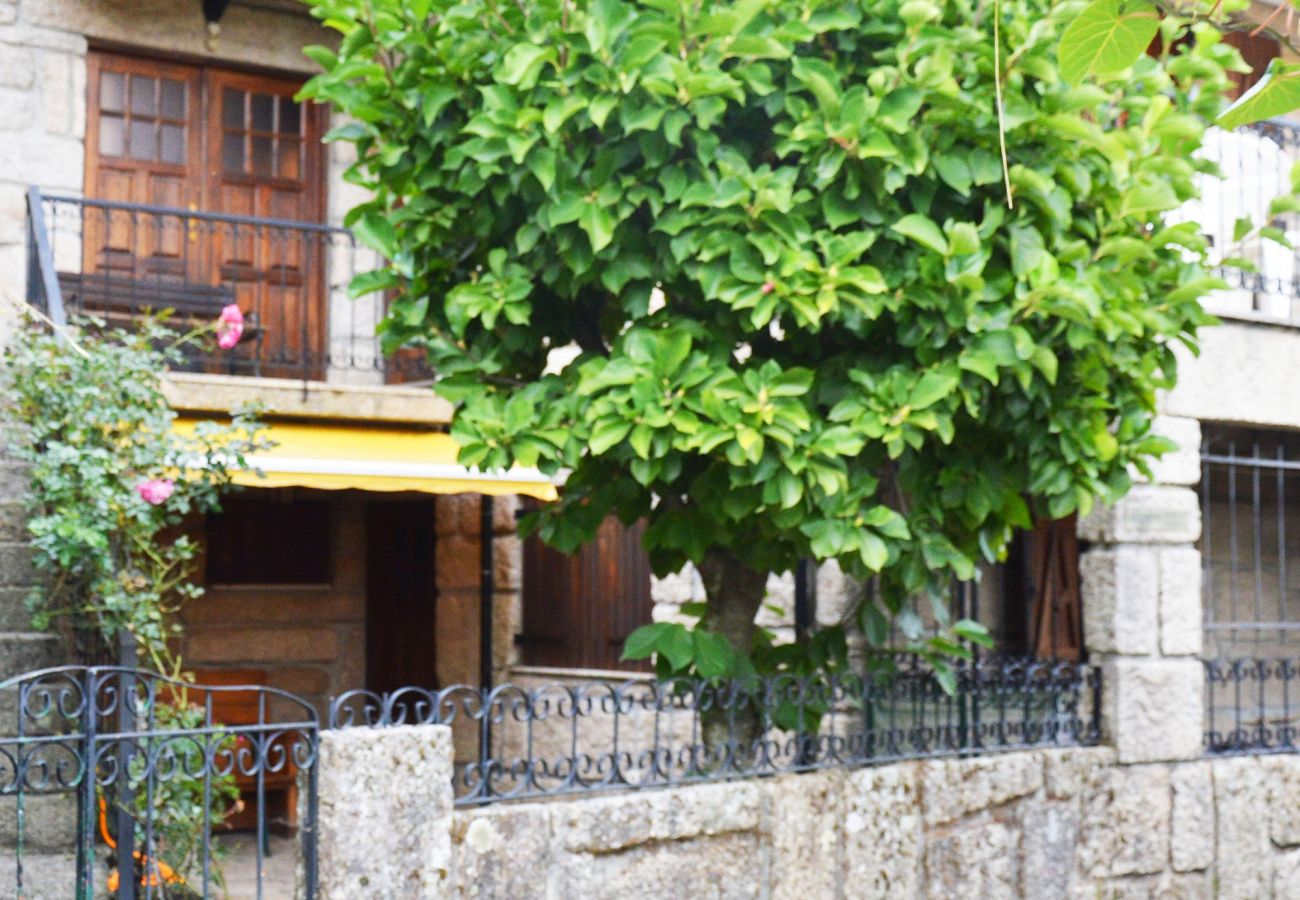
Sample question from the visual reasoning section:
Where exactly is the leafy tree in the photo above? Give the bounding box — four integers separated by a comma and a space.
301, 0, 1278, 699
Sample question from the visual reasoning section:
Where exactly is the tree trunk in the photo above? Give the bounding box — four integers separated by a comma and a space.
696, 550, 768, 768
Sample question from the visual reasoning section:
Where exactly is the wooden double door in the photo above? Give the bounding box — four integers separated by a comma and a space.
83, 52, 325, 375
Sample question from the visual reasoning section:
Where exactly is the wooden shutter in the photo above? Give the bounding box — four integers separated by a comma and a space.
1027, 515, 1083, 662
519, 512, 652, 671
1222, 31, 1280, 101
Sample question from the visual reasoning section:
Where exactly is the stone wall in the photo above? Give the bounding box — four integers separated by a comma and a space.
317, 727, 1300, 899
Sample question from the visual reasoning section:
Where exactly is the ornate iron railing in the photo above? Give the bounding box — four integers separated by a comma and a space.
330, 657, 1101, 807
23, 188, 427, 384
1205, 657, 1299, 754
1195, 119, 1300, 325
0, 666, 318, 899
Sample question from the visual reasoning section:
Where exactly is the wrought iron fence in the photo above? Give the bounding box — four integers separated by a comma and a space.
1205, 657, 1299, 754
0, 666, 318, 900
24, 188, 427, 384
330, 657, 1101, 807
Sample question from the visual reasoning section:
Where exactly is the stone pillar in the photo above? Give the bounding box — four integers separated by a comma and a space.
1079, 416, 1204, 764
315, 724, 454, 900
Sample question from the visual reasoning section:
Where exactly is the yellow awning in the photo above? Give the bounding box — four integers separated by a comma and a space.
173, 418, 558, 501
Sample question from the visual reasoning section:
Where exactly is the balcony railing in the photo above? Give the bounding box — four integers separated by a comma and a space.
1194, 119, 1300, 326
24, 188, 428, 384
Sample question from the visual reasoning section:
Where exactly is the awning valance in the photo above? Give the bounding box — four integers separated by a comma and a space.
173, 418, 558, 501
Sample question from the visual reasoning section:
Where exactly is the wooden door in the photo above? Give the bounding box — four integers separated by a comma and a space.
84, 55, 204, 282
206, 69, 325, 377
83, 53, 324, 376
366, 500, 439, 695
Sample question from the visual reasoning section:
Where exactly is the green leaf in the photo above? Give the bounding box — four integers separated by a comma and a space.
692, 630, 736, 680
590, 418, 632, 453
909, 369, 959, 410
496, 44, 553, 88
543, 95, 587, 133
353, 212, 397, 258
1057, 0, 1159, 85
657, 624, 694, 669
579, 203, 617, 252
891, 214, 949, 255
1119, 177, 1180, 218
1218, 60, 1300, 130
527, 147, 557, 193
622, 622, 668, 660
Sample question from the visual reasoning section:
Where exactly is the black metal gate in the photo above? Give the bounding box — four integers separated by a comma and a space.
0, 666, 318, 899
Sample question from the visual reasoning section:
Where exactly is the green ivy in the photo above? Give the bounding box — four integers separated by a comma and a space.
301, 0, 1264, 674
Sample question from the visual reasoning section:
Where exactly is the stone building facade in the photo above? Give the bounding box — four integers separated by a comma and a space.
0, 1, 1297, 898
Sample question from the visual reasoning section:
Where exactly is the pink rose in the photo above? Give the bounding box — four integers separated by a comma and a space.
216, 304, 245, 350
136, 479, 175, 505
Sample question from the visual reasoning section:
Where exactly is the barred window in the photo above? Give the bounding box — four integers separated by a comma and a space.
1199, 425, 1300, 659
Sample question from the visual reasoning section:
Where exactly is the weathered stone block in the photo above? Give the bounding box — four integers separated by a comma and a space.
768, 770, 843, 900
1138, 416, 1202, 487
1079, 764, 1170, 878
1170, 762, 1213, 872
1081, 547, 1159, 656
1086, 871, 1211, 899
814, 558, 859, 627
1212, 756, 1272, 900
0, 45, 33, 89
553, 829, 766, 900
925, 818, 1020, 900
186, 626, 339, 663
1275, 847, 1300, 900
555, 780, 762, 853
1266, 754, 1300, 848
451, 803, 552, 900
1043, 747, 1115, 801
0, 633, 61, 680
0, 794, 76, 851
1104, 658, 1203, 763
842, 763, 921, 897
650, 565, 704, 606
0, 588, 34, 632
920, 752, 1043, 827
0, 851, 80, 900
316, 725, 453, 900
1078, 485, 1200, 545
0, 543, 34, 588
491, 536, 521, 591
1021, 801, 1078, 898
1158, 547, 1202, 657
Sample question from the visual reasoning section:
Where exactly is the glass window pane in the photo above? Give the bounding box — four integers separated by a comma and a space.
160, 124, 185, 164
129, 119, 156, 160
222, 132, 245, 172
100, 72, 124, 113
159, 79, 185, 120
130, 76, 156, 117
252, 135, 273, 176
279, 97, 301, 135
99, 114, 124, 156
251, 93, 274, 132
277, 138, 300, 179
223, 88, 244, 129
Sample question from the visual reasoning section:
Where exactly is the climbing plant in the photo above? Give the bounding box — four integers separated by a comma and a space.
3, 316, 267, 672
